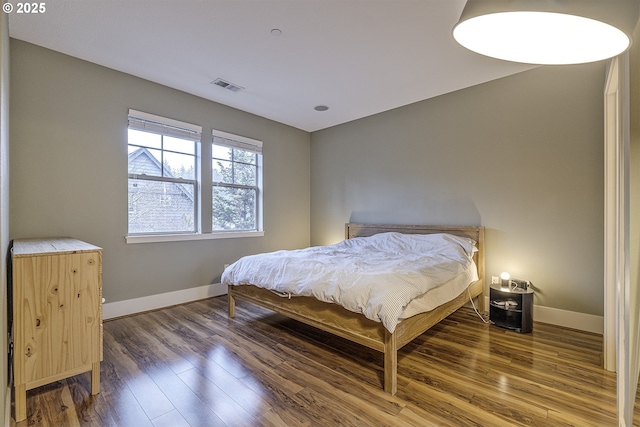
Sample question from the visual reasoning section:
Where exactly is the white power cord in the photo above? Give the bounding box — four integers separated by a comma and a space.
468, 288, 490, 324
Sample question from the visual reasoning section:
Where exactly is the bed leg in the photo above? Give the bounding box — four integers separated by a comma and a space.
384, 329, 398, 396
228, 285, 236, 318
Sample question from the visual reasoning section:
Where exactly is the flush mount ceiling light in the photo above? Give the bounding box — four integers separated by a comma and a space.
453, 0, 640, 65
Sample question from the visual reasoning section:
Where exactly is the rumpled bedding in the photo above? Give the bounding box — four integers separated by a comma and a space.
222, 232, 478, 333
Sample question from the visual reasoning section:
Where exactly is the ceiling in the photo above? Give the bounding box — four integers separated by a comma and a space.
8, 0, 535, 132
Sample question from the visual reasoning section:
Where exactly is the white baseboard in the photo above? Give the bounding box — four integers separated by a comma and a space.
103, 285, 604, 335
103, 283, 227, 320
533, 304, 603, 334
484, 296, 603, 334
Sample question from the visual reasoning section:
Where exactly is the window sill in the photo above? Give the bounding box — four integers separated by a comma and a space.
125, 231, 264, 244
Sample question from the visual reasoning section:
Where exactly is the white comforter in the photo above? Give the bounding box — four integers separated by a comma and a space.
222, 232, 478, 333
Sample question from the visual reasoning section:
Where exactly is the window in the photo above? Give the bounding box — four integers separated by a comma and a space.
212, 130, 263, 232
126, 110, 264, 243
127, 110, 201, 235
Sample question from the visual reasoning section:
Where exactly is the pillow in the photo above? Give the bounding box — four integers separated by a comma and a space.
358, 232, 477, 256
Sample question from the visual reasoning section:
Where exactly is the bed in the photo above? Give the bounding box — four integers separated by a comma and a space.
225, 223, 485, 395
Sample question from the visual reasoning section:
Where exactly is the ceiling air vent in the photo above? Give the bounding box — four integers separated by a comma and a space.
211, 78, 244, 93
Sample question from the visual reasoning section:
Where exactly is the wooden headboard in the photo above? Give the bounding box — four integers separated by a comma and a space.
344, 223, 485, 283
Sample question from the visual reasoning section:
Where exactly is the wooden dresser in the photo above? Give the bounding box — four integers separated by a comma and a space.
11, 238, 103, 422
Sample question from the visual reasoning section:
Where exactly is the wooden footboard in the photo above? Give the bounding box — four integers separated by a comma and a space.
227, 224, 485, 395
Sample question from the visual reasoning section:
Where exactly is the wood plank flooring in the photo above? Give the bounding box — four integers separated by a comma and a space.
10, 296, 640, 426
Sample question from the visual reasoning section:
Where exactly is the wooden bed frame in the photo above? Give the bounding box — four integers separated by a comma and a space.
227, 223, 485, 395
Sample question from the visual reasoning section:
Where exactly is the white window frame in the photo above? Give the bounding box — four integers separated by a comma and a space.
212, 129, 264, 233
127, 110, 201, 237
125, 110, 265, 244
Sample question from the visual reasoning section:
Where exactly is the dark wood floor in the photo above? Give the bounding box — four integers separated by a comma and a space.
10, 296, 640, 426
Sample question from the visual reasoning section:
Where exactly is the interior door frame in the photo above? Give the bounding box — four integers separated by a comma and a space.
604, 53, 634, 426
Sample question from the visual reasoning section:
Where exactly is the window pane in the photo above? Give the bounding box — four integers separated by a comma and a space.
164, 136, 195, 155
212, 159, 232, 184
233, 162, 256, 186
164, 151, 195, 179
128, 129, 161, 149
212, 186, 256, 231
212, 144, 232, 160
128, 178, 195, 233
232, 148, 256, 165
128, 147, 162, 176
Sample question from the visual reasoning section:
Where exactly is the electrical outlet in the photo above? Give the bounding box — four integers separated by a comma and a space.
491, 276, 499, 284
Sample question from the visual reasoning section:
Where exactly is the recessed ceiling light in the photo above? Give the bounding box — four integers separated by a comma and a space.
271, 28, 283, 36
314, 105, 329, 112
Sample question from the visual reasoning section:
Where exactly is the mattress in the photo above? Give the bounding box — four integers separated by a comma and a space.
399, 259, 478, 319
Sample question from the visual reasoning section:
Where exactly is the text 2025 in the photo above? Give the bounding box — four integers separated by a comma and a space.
17, 3, 46, 13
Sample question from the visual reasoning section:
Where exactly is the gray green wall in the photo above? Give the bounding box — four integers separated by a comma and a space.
310, 63, 606, 316
10, 40, 311, 303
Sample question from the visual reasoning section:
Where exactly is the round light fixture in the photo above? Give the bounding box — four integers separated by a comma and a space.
271, 28, 283, 36
314, 105, 329, 111
453, 0, 638, 65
